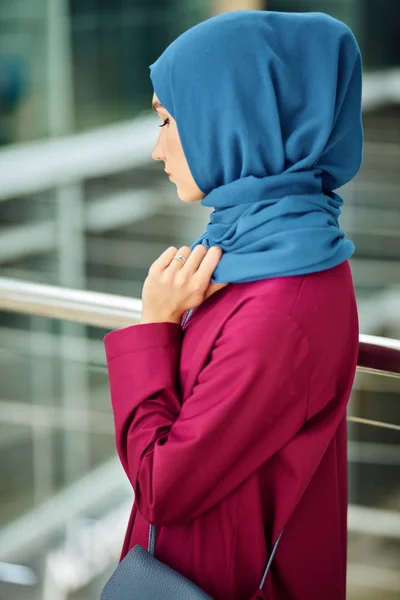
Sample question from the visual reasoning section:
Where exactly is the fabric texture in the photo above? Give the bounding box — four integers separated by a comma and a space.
149, 10, 363, 283
104, 261, 359, 599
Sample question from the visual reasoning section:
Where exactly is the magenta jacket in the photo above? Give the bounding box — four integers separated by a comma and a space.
104, 260, 359, 600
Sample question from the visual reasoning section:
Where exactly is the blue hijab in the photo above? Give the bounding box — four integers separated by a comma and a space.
149, 10, 363, 283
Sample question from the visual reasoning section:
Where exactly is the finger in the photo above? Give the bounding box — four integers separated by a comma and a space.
180, 244, 208, 273
149, 246, 177, 272
193, 246, 223, 283
168, 246, 192, 271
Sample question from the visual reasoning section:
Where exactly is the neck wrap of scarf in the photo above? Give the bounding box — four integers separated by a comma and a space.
149, 10, 363, 283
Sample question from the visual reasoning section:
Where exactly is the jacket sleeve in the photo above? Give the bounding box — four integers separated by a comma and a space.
104, 299, 311, 526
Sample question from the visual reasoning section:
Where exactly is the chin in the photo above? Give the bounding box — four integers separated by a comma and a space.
176, 185, 205, 203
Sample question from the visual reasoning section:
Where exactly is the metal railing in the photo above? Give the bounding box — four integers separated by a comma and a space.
1, 275, 399, 380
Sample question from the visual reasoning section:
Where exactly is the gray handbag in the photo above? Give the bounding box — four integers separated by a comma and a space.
100, 524, 282, 599
101, 308, 282, 598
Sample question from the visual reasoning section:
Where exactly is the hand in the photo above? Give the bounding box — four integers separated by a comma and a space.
140, 245, 229, 324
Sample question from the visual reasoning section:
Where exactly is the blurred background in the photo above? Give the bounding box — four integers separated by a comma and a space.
0, 1, 399, 599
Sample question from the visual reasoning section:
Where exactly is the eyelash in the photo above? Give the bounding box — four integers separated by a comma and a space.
159, 118, 170, 128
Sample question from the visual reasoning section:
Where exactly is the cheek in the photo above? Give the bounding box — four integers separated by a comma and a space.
166, 129, 184, 159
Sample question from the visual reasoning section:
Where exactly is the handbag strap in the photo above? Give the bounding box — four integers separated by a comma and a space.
148, 523, 157, 556
148, 524, 283, 591
257, 529, 283, 590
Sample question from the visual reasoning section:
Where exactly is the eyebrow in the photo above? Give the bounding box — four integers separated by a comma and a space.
152, 100, 164, 112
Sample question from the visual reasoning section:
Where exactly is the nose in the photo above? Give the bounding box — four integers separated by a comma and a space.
152, 133, 165, 162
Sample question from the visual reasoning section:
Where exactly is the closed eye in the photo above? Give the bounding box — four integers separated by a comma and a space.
159, 118, 170, 128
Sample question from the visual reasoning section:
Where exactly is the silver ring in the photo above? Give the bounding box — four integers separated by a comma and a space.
172, 253, 186, 265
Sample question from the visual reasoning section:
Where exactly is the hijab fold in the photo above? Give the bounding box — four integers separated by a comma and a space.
149, 10, 363, 283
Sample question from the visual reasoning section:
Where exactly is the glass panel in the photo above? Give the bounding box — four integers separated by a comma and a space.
0, 315, 118, 530
0, 422, 34, 525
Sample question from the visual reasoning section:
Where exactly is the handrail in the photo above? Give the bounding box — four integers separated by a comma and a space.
0, 276, 399, 377
0, 276, 142, 329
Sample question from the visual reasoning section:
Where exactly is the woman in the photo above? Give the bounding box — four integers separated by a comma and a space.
104, 10, 362, 600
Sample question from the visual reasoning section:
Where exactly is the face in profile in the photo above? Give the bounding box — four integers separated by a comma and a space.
151, 93, 205, 203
